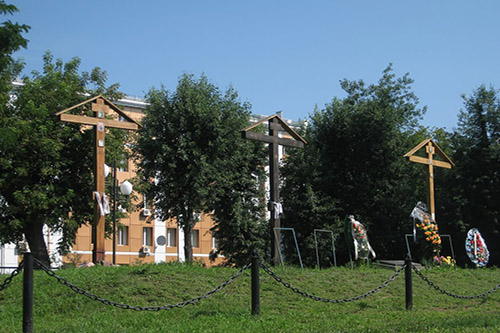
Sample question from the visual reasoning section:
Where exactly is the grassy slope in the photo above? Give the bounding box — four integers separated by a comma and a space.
1, 262, 500, 332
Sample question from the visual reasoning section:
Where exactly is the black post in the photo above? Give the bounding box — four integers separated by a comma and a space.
251, 255, 260, 315
23, 252, 34, 333
405, 257, 413, 310
112, 161, 117, 265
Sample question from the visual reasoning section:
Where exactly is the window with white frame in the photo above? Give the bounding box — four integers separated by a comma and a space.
191, 229, 200, 248
143, 227, 153, 246
212, 234, 219, 249
167, 228, 177, 247
142, 193, 151, 211
118, 226, 128, 245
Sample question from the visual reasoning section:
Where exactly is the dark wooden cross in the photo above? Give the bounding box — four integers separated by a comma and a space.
404, 138, 454, 222
242, 114, 306, 265
56, 96, 141, 264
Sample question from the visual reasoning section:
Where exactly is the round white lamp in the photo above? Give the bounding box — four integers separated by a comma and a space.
120, 180, 133, 196
104, 164, 110, 178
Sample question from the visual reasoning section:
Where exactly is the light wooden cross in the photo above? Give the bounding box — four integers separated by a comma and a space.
57, 96, 141, 263
242, 114, 306, 265
404, 139, 454, 222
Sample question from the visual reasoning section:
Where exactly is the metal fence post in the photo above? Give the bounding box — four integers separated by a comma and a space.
251, 255, 260, 315
405, 257, 413, 310
23, 252, 34, 333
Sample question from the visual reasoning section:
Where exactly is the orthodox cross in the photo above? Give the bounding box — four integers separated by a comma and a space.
242, 114, 306, 265
404, 138, 454, 222
56, 96, 141, 264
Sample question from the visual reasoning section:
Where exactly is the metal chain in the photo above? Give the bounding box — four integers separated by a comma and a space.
412, 264, 500, 299
0, 261, 24, 291
34, 258, 251, 311
260, 262, 405, 303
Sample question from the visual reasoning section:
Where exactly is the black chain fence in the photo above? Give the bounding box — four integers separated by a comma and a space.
5, 257, 500, 311
0, 261, 23, 292
260, 262, 405, 303
34, 258, 251, 311
411, 264, 500, 299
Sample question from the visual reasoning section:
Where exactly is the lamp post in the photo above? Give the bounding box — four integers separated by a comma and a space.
107, 163, 133, 265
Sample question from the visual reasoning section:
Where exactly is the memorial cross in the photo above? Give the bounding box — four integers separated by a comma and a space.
242, 114, 306, 265
404, 138, 454, 222
56, 96, 141, 263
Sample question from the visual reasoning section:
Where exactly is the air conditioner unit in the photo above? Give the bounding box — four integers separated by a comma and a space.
141, 246, 151, 255
142, 208, 152, 217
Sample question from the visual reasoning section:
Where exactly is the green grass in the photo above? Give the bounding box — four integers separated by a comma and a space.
1, 262, 500, 332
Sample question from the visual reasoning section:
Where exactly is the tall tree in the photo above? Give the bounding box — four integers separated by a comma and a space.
135, 74, 266, 264
440, 85, 500, 265
282, 65, 427, 265
0, 52, 125, 265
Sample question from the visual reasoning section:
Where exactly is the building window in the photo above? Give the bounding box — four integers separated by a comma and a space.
143, 227, 153, 246
167, 228, 176, 247
118, 226, 128, 245
142, 193, 151, 210
192, 229, 199, 248
212, 234, 219, 249
118, 153, 129, 172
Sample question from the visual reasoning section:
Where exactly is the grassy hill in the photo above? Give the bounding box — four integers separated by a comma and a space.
1, 261, 500, 332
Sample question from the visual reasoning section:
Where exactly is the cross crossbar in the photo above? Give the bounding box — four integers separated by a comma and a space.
407, 155, 452, 169
242, 131, 304, 148
60, 113, 139, 130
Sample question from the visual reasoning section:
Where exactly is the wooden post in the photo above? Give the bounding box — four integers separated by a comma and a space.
251, 254, 260, 315
242, 114, 306, 265
404, 139, 454, 222
94, 119, 106, 262
23, 253, 34, 333
57, 96, 140, 264
269, 117, 281, 264
405, 257, 413, 310
426, 143, 436, 221
112, 161, 117, 265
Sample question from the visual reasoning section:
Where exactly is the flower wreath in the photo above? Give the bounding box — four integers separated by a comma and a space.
465, 228, 489, 267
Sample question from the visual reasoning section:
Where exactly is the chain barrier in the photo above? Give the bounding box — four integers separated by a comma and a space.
0, 261, 24, 292
412, 264, 500, 299
34, 258, 251, 311
260, 262, 405, 303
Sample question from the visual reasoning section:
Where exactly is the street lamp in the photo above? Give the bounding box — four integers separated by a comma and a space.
106, 163, 133, 265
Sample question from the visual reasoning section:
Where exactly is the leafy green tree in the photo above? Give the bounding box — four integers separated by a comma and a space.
135, 74, 266, 264
209, 131, 268, 266
0, 1, 29, 106
0, 52, 125, 265
440, 85, 500, 265
282, 65, 428, 265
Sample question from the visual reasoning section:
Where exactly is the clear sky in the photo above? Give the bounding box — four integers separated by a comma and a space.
10, 1, 500, 130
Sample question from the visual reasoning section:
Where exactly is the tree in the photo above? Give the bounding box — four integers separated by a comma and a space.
135, 74, 266, 264
282, 65, 428, 265
440, 85, 500, 265
0, 52, 125, 265
0, 1, 29, 106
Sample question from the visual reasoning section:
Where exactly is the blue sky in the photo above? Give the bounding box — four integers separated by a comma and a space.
10, 1, 500, 130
